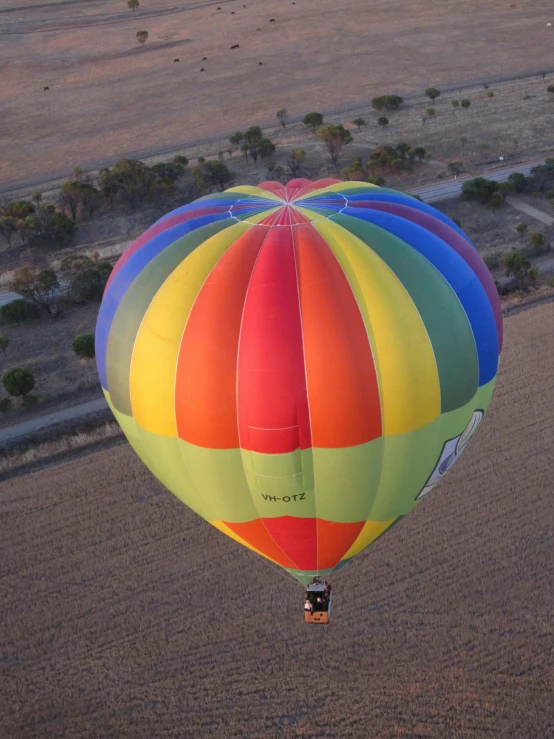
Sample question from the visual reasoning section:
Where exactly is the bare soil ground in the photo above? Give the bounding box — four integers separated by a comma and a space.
0, 301, 99, 426
438, 197, 554, 263
1, 0, 554, 188
0, 303, 552, 738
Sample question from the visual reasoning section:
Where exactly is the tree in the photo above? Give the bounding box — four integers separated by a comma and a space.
426, 106, 436, 117
229, 131, 244, 149
353, 118, 366, 132
341, 157, 367, 181
425, 87, 441, 102
530, 232, 547, 250
257, 138, 276, 160
461, 177, 499, 205
50, 211, 76, 243
451, 99, 459, 109
2, 201, 35, 220
2, 368, 35, 398
276, 108, 290, 129
508, 172, 527, 193
136, 30, 148, 45
0, 217, 17, 248
516, 223, 528, 236
377, 116, 389, 128
10, 267, 61, 318
447, 161, 464, 175
371, 95, 403, 111
0, 336, 9, 354
0, 299, 34, 325
151, 160, 186, 181
59, 181, 82, 220
192, 160, 234, 192
244, 126, 262, 144
461, 98, 471, 108
173, 154, 188, 167
127, 0, 139, 9
316, 124, 353, 166
286, 149, 306, 177
60, 255, 113, 302
73, 334, 95, 358
303, 112, 323, 130
503, 251, 535, 290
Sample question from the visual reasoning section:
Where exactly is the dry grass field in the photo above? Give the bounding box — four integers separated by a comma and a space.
1, 0, 554, 188
0, 301, 99, 426
0, 302, 552, 738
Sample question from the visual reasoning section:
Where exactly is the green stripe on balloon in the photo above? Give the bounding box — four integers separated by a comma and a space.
330, 212, 480, 413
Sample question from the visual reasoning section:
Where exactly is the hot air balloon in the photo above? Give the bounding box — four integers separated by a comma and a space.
96, 179, 502, 617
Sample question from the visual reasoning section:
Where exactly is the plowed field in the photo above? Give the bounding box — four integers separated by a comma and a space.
0, 302, 553, 738
1, 0, 553, 186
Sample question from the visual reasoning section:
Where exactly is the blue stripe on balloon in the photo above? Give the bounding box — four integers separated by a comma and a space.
95, 212, 230, 389
338, 207, 499, 385
315, 192, 473, 247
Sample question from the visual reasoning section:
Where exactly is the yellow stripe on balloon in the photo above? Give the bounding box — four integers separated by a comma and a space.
341, 518, 396, 559
130, 222, 251, 436
304, 181, 379, 200
210, 521, 281, 564
225, 185, 284, 201
312, 218, 441, 435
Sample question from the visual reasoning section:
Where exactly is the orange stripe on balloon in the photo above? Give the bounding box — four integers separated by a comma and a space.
316, 519, 365, 570
175, 226, 268, 447
293, 222, 382, 447
237, 226, 311, 454
223, 519, 299, 569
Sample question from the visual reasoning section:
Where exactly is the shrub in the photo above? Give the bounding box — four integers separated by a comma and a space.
426, 107, 436, 116
461, 98, 471, 108
530, 232, 547, 250
508, 172, 528, 192
0, 299, 35, 325
451, 99, 459, 108
547, 84, 554, 94
425, 87, 441, 102
486, 90, 494, 98
461, 177, 499, 204
2, 367, 35, 397
303, 112, 323, 130
73, 333, 95, 358
0, 336, 9, 354
21, 394, 38, 411
516, 223, 528, 236
371, 95, 403, 111
0, 398, 12, 413
353, 117, 366, 131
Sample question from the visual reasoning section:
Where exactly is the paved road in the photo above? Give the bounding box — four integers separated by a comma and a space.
0, 397, 108, 444
410, 159, 549, 203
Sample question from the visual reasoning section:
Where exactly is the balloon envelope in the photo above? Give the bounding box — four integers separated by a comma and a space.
96, 179, 502, 584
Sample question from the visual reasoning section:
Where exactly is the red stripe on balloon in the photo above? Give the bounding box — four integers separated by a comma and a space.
261, 516, 317, 570
293, 222, 382, 447
237, 225, 311, 454
223, 519, 299, 569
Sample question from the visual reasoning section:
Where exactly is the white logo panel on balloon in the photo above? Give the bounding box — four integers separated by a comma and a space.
416, 410, 484, 500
